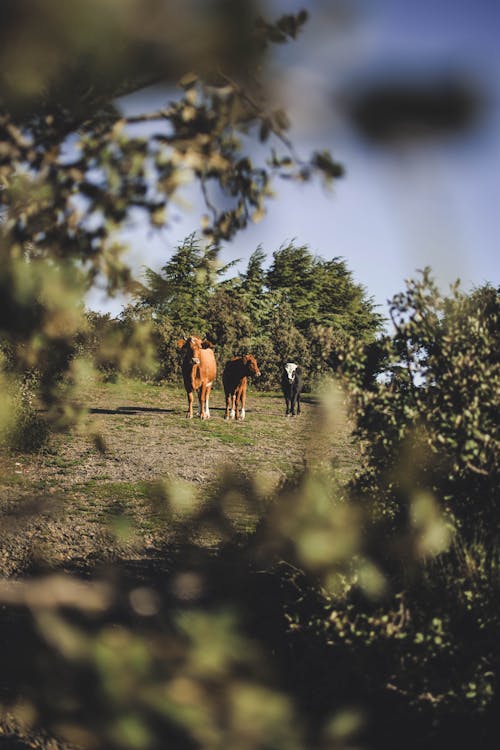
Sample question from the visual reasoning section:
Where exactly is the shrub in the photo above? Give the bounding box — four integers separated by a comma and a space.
3, 372, 50, 452
339, 271, 499, 536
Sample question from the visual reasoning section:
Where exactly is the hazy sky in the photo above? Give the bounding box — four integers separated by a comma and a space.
90, 0, 499, 319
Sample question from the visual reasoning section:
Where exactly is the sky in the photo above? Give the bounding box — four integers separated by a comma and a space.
89, 0, 499, 320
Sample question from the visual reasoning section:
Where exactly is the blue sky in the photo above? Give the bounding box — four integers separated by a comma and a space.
89, 0, 499, 319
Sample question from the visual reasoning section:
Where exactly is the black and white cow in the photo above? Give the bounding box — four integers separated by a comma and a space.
281, 362, 303, 416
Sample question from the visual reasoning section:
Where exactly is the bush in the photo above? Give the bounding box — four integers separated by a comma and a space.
3, 372, 50, 452
339, 271, 499, 535
272, 272, 500, 741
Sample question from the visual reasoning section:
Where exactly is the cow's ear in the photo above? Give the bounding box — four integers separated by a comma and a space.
201, 340, 213, 349
176, 339, 186, 349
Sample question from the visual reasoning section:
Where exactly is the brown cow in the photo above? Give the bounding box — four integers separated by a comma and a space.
177, 336, 217, 419
223, 354, 261, 420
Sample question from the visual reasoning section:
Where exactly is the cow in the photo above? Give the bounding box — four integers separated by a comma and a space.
222, 354, 261, 420
281, 362, 303, 416
177, 336, 217, 419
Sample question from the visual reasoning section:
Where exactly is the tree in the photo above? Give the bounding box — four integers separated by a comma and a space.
284, 276, 500, 731
314, 258, 381, 339
264, 243, 382, 380
266, 243, 382, 338
138, 234, 218, 334
267, 242, 318, 329
240, 246, 269, 331
205, 282, 254, 365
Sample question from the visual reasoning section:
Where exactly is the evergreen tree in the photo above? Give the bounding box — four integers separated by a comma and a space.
268, 293, 311, 368
204, 282, 252, 368
137, 234, 235, 335
314, 258, 382, 339
242, 246, 266, 290
266, 242, 382, 342
266, 242, 317, 329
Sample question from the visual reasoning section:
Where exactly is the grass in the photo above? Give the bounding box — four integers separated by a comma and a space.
76, 479, 153, 499
196, 421, 256, 446
0, 377, 358, 566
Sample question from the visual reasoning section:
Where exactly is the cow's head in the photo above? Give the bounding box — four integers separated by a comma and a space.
242, 354, 261, 378
177, 336, 213, 365
284, 362, 298, 382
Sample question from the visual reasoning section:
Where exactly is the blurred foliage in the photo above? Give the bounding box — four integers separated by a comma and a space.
0, 369, 50, 452
76, 309, 157, 384
0, 1, 341, 256
338, 270, 499, 533
346, 74, 483, 145
279, 272, 500, 735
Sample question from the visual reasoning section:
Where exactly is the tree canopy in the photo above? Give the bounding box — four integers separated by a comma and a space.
127, 236, 382, 387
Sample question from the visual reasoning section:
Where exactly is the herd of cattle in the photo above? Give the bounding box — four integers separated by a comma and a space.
177, 336, 303, 420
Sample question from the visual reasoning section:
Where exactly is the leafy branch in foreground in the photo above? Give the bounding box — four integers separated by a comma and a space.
0, 2, 342, 256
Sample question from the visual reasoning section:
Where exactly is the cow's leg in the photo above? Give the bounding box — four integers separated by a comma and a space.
186, 390, 194, 418
199, 383, 212, 420
230, 393, 236, 420
284, 393, 290, 416
205, 384, 212, 419
296, 391, 301, 415
234, 385, 242, 420
198, 383, 207, 419
239, 383, 247, 420
225, 393, 235, 420
224, 392, 231, 420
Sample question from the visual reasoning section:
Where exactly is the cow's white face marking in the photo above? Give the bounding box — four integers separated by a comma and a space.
285, 363, 298, 382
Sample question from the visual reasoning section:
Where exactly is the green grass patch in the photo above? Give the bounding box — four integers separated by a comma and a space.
76, 479, 156, 502
199, 422, 256, 446
0, 472, 27, 487
45, 455, 82, 470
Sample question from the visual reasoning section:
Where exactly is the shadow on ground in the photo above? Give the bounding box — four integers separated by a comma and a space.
90, 406, 175, 415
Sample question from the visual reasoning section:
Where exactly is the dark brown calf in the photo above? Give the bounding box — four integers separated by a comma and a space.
222, 355, 261, 420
